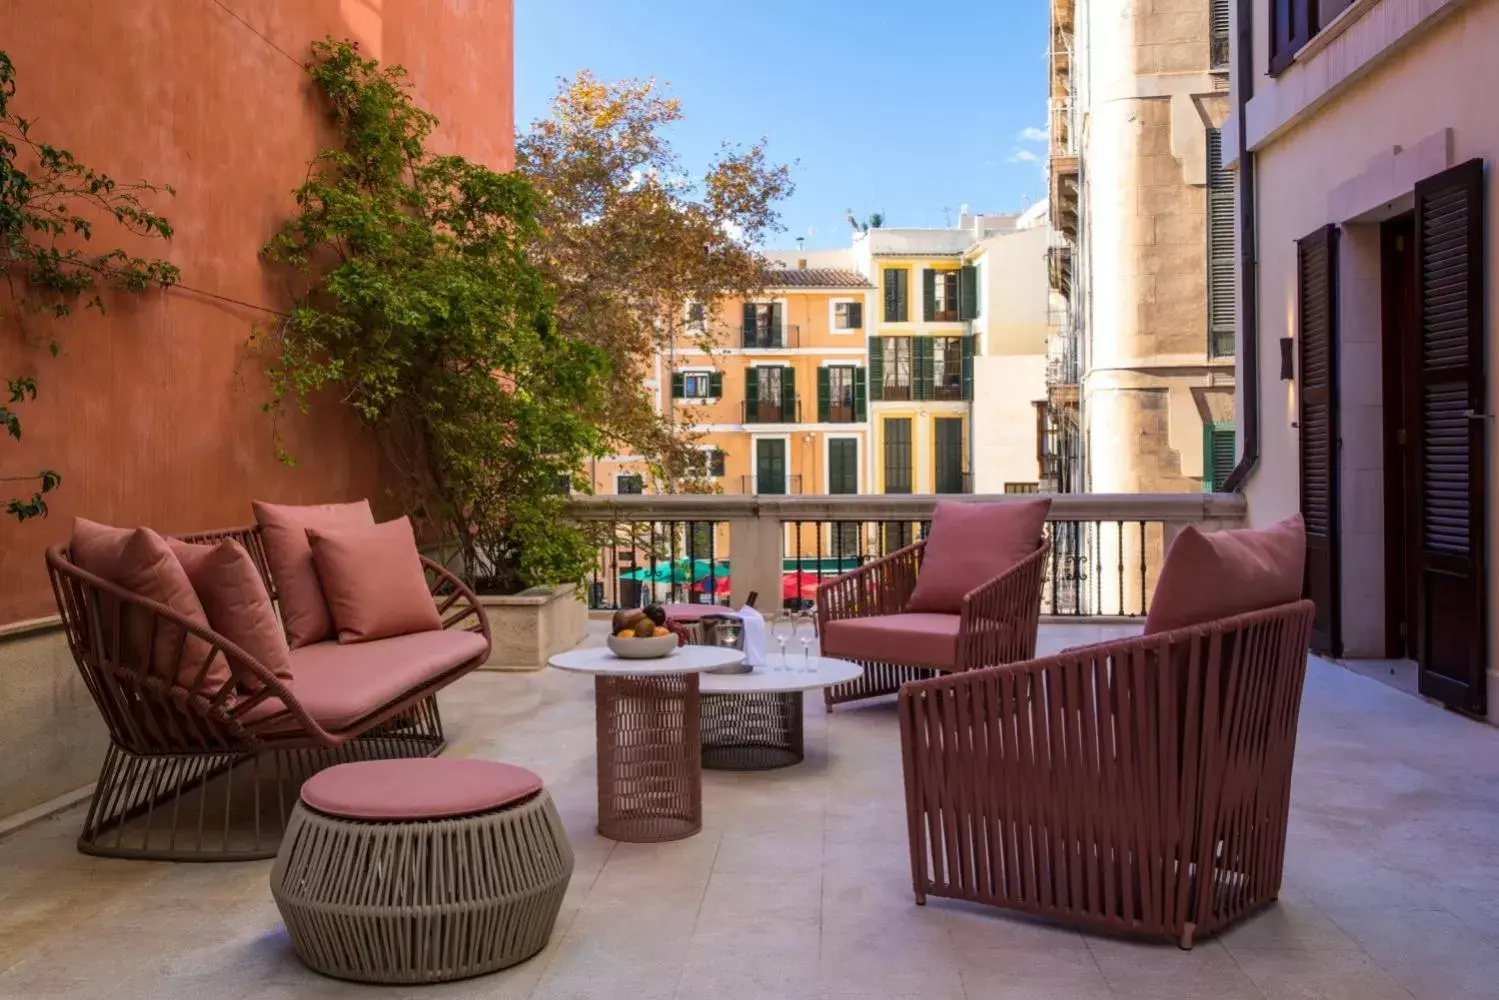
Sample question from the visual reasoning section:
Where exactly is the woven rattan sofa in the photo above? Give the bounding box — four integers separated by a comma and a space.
898, 515, 1314, 949
46, 523, 491, 861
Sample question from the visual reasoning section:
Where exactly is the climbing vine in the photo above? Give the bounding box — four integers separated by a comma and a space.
263, 40, 609, 593
0, 50, 179, 520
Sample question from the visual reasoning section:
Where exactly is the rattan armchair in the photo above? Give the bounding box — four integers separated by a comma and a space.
898, 599, 1316, 948
816, 540, 1050, 710
46, 525, 491, 860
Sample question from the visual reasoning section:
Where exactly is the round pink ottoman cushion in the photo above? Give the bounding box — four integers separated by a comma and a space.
301, 758, 543, 821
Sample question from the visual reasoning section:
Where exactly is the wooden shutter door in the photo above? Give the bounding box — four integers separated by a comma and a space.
959, 264, 978, 320
742, 303, 756, 347
708, 371, 723, 398
816, 367, 831, 422
853, 367, 868, 421
671, 371, 685, 398
1413, 158, 1487, 714
923, 269, 937, 321
744, 367, 760, 423
913, 337, 933, 401
1298, 224, 1341, 655
1206, 128, 1237, 357
780, 366, 796, 422
961, 334, 975, 400
867, 337, 884, 401
770, 302, 784, 347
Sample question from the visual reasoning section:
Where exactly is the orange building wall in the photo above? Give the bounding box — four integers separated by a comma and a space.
0, 0, 515, 623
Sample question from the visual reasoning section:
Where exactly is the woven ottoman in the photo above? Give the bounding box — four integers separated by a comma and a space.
270, 758, 573, 984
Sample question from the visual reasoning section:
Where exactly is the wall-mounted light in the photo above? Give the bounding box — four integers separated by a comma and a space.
1279, 337, 1295, 381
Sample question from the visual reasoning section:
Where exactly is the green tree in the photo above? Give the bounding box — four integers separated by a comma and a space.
0, 50, 178, 520
516, 73, 793, 491
262, 40, 609, 593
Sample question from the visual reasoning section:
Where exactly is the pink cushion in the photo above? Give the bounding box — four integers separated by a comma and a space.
168, 539, 292, 689
301, 758, 542, 821
275, 628, 487, 730
821, 613, 962, 669
252, 499, 374, 648
906, 499, 1051, 614
307, 516, 441, 643
70, 519, 223, 692
1143, 515, 1307, 636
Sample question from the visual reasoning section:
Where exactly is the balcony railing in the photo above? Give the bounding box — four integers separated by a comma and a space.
741, 324, 801, 350
571, 492, 1246, 616
736, 473, 803, 496
743, 396, 801, 425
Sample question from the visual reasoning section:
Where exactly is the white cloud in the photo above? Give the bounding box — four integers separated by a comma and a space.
1008, 149, 1040, 164
1017, 125, 1048, 143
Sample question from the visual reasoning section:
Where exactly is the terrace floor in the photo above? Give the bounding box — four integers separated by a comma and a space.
2, 623, 1499, 1000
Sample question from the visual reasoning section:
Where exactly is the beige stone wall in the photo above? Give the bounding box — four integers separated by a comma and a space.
0, 626, 107, 821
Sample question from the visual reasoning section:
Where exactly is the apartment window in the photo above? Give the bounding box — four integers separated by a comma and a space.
925, 269, 959, 322
883, 417, 913, 494
742, 302, 783, 348
1271, 0, 1356, 73
686, 301, 706, 329
932, 337, 964, 400
616, 473, 644, 495
672, 370, 721, 399
819, 365, 867, 423
833, 300, 864, 330
689, 448, 726, 478
1005, 482, 1041, 494
881, 338, 912, 401
883, 267, 909, 322
746, 365, 794, 423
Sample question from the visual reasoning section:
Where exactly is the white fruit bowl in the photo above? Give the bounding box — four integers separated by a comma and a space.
606, 633, 679, 659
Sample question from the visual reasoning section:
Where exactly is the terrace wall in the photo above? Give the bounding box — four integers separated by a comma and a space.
0, 0, 514, 820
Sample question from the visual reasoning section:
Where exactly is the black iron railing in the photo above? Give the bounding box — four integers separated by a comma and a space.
587, 518, 732, 611
741, 324, 801, 350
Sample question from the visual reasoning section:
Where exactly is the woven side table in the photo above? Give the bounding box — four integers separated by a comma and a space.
270, 758, 573, 985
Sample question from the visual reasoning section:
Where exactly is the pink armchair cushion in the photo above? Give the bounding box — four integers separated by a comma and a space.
69, 519, 222, 692
822, 613, 963, 669
253, 629, 488, 731
301, 758, 543, 821
252, 499, 374, 648
307, 516, 441, 643
167, 538, 293, 689
1143, 515, 1307, 635
906, 498, 1052, 614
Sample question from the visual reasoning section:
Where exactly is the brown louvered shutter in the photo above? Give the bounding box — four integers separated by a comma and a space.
1297, 224, 1341, 655
1413, 158, 1487, 714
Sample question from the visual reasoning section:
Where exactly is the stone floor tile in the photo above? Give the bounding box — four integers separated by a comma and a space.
956, 946, 1111, 999
1086, 937, 1265, 1000
1216, 896, 1365, 955
1231, 947, 1416, 1000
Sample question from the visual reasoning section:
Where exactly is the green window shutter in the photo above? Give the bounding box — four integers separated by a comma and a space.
711, 449, 726, 476
922, 269, 937, 321
671, 371, 685, 398
961, 334, 975, 400
959, 264, 978, 320
1206, 128, 1237, 358
742, 302, 757, 346
849, 301, 863, 329
781, 366, 797, 422
1203, 422, 1236, 492
770, 302, 784, 346
744, 367, 760, 422
913, 337, 934, 401
817, 367, 831, 422
708, 371, 723, 398
867, 337, 884, 401
895, 269, 908, 321
853, 367, 868, 421
883, 269, 900, 322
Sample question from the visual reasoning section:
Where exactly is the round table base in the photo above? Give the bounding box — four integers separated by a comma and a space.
701, 691, 805, 771
594, 674, 702, 842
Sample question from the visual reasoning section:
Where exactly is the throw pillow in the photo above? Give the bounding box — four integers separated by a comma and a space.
168, 538, 294, 689
306, 516, 442, 643
1143, 515, 1307, 635
252, 499, 374, 648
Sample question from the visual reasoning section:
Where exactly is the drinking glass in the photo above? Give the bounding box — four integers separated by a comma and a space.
795, 614, 817, 672
772, 613, 796, 670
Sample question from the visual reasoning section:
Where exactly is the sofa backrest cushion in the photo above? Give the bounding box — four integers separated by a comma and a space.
906, 498, 1052, 615
70, 518, 224, 693
252, 499, 374, 648
307, 515, 442, 643
1143, 515, 1306, 635
168, 538, 294, 689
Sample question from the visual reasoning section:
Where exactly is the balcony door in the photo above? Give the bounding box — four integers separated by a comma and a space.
828, 438, 861, 557
883, 417, 912, 495
934, 417, 965, 494
755, 438, 787, 495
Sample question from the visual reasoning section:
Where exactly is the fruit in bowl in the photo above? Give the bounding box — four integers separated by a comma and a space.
606, 628, 679, 659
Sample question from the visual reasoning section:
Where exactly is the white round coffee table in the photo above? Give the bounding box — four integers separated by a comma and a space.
549, 644, 743, 843
697, 656, 863, 771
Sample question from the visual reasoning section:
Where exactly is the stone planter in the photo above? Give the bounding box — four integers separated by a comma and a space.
478, 584, 589, 671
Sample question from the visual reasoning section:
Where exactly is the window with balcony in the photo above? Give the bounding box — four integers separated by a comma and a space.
741, 302, 784, 348
932, 337, 964, 400
818, 365, 866, 423
746, 365, 795, 423
833, 300, 863, 331
879, 338, 912, 401
925, 269, 959, 322
1271, 0, 1356, 73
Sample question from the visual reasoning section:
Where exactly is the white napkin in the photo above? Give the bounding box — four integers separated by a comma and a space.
736, 603, 768, 669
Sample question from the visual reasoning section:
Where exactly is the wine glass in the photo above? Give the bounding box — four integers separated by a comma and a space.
772, 613, 796, 671
795, 614, 817, 672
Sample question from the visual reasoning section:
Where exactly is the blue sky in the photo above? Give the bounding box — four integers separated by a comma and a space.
515, 0, 1050, 251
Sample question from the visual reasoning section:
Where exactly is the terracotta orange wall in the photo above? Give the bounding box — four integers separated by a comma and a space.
0, 0, 515, 623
